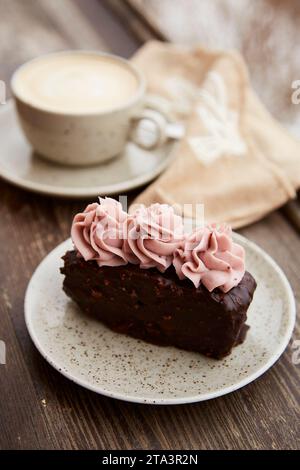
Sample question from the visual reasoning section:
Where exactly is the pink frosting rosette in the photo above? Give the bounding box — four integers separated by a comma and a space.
71, 197, 128, 267
71, 200, 246, 292
173, 224, 245, 292
124, 203, 185, 272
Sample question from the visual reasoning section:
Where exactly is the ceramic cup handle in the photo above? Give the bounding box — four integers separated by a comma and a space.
129, 108, 185, 150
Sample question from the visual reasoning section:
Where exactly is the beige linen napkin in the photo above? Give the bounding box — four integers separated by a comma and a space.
130, 41, 300, 228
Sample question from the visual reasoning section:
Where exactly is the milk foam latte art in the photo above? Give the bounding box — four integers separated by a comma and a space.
13, 53, 139, 113
11, 51, 147, 165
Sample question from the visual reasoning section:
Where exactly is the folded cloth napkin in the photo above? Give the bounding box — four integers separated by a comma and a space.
130, 41, 300, 228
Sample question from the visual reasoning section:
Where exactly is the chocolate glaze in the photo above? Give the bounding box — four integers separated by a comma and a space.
61, 250, 256, 359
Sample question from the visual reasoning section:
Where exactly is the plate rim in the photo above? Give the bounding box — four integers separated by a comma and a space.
24, 234, 296, 405
0, 100, 176, 198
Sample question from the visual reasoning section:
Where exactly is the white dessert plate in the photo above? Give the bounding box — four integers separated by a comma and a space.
0, 101, 176, 198
25, 233, 295, 404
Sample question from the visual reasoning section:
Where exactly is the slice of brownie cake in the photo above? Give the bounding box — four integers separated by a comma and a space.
61, 198, 256, 359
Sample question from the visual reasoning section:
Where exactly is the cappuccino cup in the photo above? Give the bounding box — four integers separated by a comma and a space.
11, 51, 169, 166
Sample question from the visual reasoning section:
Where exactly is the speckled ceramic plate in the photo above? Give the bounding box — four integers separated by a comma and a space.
25, 233, 295, 404
0, 101, 176, 198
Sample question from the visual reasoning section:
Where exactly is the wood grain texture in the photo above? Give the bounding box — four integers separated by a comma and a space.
282, 198, 300, 233
106, 0, 166, 42
0, 0, 299, 450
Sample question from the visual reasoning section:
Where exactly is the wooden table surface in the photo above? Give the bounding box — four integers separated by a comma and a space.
0, 0, 299, 450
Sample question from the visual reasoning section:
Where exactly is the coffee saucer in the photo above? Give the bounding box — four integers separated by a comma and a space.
0, 101, 177, 198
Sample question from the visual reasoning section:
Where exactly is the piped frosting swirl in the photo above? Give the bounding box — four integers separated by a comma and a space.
124, 203, 185, 272
71, 198, 128, 267
173, 224, 245, 292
